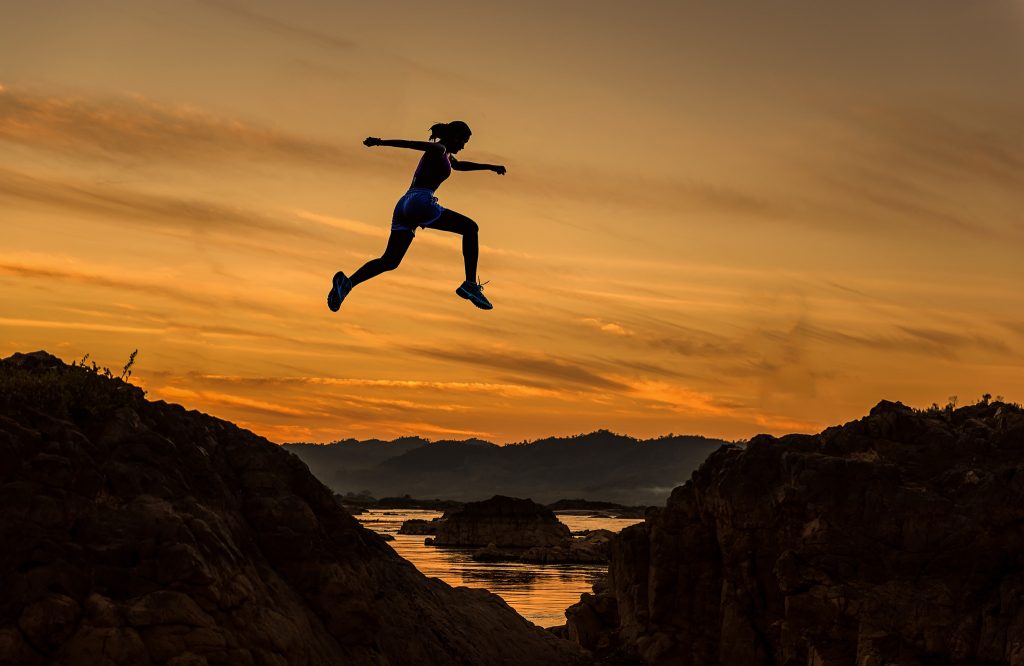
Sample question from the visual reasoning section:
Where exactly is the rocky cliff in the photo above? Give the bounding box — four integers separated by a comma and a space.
0, 351, 584, 665
566, 400, 1024, 665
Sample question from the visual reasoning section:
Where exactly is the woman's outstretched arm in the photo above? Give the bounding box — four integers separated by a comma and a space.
450, 156, 506, 175
364, 137, 442, 151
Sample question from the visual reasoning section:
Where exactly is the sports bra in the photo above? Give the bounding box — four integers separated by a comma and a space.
410, 147, 452, 191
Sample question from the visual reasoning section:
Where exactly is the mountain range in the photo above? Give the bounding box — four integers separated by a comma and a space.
284, 430, 727, 505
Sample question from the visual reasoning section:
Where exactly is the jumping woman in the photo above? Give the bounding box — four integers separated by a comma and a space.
327, 120, 506, 312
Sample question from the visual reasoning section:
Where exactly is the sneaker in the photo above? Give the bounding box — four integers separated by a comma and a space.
456, 278, 493, 310
327, 271, 353, 312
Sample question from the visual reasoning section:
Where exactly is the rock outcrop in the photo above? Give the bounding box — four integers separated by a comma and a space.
398, 518, 440, 535
547, 499, 649, 519
0, 351, 584, 665
566, 400, 1024, 665
473, 530, 615, 564
431, 495, 572, 548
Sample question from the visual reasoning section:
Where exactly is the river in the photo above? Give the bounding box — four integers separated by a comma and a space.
355, 509, 643, 627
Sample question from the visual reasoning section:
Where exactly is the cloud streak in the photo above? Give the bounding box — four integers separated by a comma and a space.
405, 343, 630, 392
0, 87, 362, 169
191, 373, 560, 398
809, 104, 1024, 238
0, 167, 326, 243
765, 320, 1010, 360
0, 87, 801, 225
0, 256, 287, 319
198, 0, 355, 52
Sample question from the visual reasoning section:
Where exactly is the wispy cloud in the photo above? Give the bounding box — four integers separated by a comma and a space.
0, 86, 802, 225
195, 0, 486, 89
0, 317, 163, 335
763, 319, 1010, 360
0, 87, 362, 168
616, 377, 739, 416
405, 343, 630, 392
810, 104, 1024, 237
198, 0, 355, 51
582, 317, 633, 336
851, 106, 1024, 187
0, 167, 324, 242
580, 316, 744, 358
896, 325, 1010, 354
193, 373, 560, 398
157, 386, 312, 417
517, 159, 795, 225
293, 209, 383, 238
0, 254, 286, 318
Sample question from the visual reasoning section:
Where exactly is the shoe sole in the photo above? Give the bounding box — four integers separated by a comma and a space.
456, 286, 493, 310
327, 272, 349, 312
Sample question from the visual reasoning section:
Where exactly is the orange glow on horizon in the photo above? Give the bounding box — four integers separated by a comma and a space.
3, 2, 1023, 444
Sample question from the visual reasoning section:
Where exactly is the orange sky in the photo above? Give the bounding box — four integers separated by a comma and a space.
2, 1, 1023, 443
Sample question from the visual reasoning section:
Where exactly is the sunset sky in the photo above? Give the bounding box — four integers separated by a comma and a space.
2, 1, 1023, 444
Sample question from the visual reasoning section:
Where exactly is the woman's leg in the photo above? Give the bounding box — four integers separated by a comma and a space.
427, 209, 479, 284
349, 230, 415, 286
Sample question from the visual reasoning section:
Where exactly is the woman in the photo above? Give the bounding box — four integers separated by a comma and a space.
327, 120, 506, 312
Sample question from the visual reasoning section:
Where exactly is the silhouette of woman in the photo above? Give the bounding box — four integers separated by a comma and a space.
327, 120, 506, 312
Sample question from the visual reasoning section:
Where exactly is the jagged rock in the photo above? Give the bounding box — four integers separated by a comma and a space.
566, 400, 1024, 664
432, 495, 572, 547
0, 351, 585, 666
567, 529, 615, 561
473, 529, 616, 564
398, 517, 441, 535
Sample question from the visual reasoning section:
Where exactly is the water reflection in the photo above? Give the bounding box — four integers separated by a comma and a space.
459, 568, 538, 586
355, 509, 643, 626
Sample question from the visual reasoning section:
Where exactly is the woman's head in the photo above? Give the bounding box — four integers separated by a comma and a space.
429, 120, 472, 152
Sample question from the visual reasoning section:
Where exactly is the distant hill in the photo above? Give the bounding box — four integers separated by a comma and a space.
285, 437, 427, 489
284, 429, 727, 505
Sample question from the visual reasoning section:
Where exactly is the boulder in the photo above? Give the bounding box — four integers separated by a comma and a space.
473, 529, 616, 564
398, 517, 441, 535
432, 495, 572, 547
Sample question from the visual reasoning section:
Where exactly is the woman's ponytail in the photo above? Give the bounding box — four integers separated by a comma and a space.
428, 120, 471, 143
428, 122, 448, 142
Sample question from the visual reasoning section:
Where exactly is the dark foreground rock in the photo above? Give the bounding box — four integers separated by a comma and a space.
432, 495, 572, 547
566, 399, 1024, 665
0, 351, 584, 665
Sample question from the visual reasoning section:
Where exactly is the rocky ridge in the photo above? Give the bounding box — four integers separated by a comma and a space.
0, 351, 584, 665
565, 400, 1024, 665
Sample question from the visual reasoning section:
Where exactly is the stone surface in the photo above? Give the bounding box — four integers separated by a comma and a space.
473, 529, 616, 564
0, 351, 585, 666
432, 495, 572, 547
398, 517, 440, 535
567, 400, 1024, 665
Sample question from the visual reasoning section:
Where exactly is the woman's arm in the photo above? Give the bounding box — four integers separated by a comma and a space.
450, 156, 506, 175
364, 137, 443, 152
